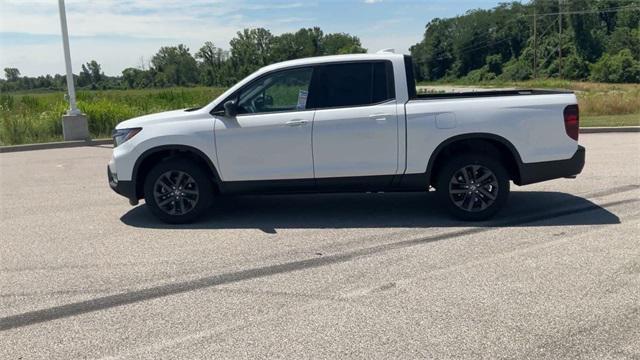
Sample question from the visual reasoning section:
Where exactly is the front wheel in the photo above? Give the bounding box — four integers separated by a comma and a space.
436, 154, 510, 221
143, 159, 214, 224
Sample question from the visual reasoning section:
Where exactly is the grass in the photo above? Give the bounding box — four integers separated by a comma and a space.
418, 80, 640, 119
581, 113, 640, 127
0, 87, 225, 145
1, 80, 638, 145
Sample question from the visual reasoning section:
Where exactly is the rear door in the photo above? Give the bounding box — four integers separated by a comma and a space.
311, 61, 398, 180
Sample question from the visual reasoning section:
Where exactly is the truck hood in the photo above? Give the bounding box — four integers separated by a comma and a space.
115, 108, 203, 129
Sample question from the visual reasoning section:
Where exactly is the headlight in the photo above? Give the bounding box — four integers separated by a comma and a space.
112, 128, 142, 147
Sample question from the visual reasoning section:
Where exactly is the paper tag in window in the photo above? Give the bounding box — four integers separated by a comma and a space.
296, 90, 308, 110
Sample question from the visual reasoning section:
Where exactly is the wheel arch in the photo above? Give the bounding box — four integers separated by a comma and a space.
426, 133, 524, 186
132, 145, 221, 199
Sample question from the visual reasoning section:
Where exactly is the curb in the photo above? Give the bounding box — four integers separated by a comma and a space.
580, 126, 640, 133
0, 139, 112, 153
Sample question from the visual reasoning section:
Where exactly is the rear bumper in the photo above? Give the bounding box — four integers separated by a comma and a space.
518, 145, 585, 185
108, 165, 137, 201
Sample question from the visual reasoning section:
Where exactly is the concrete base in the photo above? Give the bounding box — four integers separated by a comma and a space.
62, 114, 89, 141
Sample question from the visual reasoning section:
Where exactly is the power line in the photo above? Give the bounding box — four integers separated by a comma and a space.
533, 5, 640, 17
431, 16, 558, 62
423, 3, 639, 64
426, 3, 638, 61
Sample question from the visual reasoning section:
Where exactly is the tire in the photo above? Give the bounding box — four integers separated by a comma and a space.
143, 158, 214, 224
436, 153, 510, 221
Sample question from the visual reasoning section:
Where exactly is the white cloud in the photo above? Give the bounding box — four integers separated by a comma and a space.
0, 0, 318, 76
363, 0, 382, 4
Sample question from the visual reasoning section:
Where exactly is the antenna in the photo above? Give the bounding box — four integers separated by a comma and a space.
376, 48, 395, 54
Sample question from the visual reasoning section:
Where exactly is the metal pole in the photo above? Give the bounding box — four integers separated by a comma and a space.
558, 0, 562, 78
533, 6, 537, 79
58, 0, 80, 115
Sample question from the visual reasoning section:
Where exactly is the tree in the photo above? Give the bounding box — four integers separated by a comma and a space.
500, 57, 531, 81
590, 49, 640, 83
122, 67, 153, 88
195, 41, 230, 86
79, 60, 104, 88
410, 18, 455, 80
608, 27, 640, 60
151, 44, 199, 86
485, 54, 503, 75
229, 28, 274, 79
293, 27, 324, 57
410, 0, 640, 83
271, 33, 301, 62
4, 68, 20, 82
322, 33, 366, 55
560, 52, 590, 80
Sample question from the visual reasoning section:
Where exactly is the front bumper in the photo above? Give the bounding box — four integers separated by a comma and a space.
518, 145, 586, 185
108, 165, 137, 203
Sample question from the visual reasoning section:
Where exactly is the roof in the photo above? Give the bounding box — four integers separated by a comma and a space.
259, 52, 405, 73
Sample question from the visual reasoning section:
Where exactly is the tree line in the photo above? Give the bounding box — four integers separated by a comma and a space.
2, 1, 639, 92
0, 27, 365, 92
410, 0, 640, 83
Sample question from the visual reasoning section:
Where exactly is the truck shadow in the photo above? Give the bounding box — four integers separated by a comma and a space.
120, 191, 622, 232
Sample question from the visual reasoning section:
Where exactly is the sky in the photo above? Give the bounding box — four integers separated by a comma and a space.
0, 0, 505, 77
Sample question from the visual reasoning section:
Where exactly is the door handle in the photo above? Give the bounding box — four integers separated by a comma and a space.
285, 119, 308, 126
369, 114, 391, 122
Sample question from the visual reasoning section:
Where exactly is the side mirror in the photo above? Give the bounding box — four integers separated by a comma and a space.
224, 100, 237, 117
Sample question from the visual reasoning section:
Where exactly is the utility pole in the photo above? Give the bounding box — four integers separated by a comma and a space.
57, 0, 89, 140
533, 6, 537, 79
558, 0, 562, 78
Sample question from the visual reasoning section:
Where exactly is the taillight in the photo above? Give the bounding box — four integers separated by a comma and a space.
563, 105, 579, 141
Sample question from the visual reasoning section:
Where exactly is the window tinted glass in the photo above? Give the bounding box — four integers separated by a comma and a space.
372, 62, 390, 103
318, 63, 372, 108
314, 61, 394, 109
237, 67, 312, 114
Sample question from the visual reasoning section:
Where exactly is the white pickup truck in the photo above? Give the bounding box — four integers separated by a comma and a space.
108, 52, 585, 223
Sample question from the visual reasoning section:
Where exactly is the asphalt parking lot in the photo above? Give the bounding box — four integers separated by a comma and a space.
1, 133, 639, 359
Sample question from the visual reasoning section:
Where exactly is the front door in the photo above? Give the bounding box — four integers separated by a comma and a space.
214, 67, 315, 182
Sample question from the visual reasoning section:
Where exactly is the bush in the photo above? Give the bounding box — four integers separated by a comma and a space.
499, 58, 532, 81
485, 54, 503, 75
590, 49, 640, 83
560, 53, 590, 80
463, 66, 496, 82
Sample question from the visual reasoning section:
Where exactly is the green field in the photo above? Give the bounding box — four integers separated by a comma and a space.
1, 81, 638, 145
0, 87, 225, 145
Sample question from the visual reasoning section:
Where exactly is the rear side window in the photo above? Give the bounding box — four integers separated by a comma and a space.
312, 61, 394, 109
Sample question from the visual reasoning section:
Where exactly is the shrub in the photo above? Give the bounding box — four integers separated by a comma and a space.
463, 66, 496, 82
590, 49, 640, 83
499, 58, 532, 81
485, 54, 503, 75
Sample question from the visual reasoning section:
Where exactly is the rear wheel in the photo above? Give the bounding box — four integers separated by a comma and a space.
436, 154, 509, 221
143, 159, 213, 223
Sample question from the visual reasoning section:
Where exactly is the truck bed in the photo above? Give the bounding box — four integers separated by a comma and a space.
402, 91, 580, 175
411, 89, 572, 100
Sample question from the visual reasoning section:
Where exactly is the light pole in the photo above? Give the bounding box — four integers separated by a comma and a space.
57, 0, 89, 140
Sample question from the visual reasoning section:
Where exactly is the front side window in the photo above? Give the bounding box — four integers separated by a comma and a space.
313, 61, 395, 109
237, 67, 313, 115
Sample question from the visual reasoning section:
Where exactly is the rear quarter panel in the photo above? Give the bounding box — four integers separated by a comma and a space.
404, 93, 579, 174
